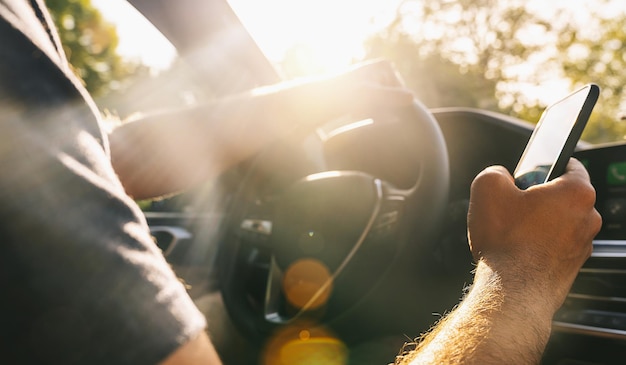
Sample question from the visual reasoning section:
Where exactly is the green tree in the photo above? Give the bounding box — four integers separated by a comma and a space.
554, 5, 626, 143
364, 0, 626, 143
45, 0, 136, 96
365, 0, 550, 111
365, 32, 499, 111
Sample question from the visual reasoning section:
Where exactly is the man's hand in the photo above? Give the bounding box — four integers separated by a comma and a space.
468, 158, 602, 312
254, 59, 415, 125
397, 159, 601, 364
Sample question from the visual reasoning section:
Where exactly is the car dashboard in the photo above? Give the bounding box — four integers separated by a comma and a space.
103, 0, 626, 363
145, 107, 626, 364
435, 108, 626, 363
546, 143, 626, 363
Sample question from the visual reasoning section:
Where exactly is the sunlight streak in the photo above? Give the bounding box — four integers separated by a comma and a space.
92, 0, 176, 70
227, 0, 403, 76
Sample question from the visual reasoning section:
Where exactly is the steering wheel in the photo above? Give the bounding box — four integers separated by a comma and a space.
217, 97, 450, 342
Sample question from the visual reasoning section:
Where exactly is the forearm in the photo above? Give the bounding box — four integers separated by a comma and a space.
109, 61, 413, 200
398, 261, 555, 365
109, 82, 328, 200
397, 161, 599, 364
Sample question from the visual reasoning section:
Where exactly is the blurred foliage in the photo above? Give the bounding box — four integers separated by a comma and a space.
364, 0, 626, 143
555, 8, 626, 143
45, 0, 139, 96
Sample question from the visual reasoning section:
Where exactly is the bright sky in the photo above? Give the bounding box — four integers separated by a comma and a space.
92, 0, 176, 69
92, 0, 625, 109
227, 0, 403, 71
92, 0, 403, 73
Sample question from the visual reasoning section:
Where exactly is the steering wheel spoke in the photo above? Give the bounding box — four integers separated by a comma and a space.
370, 192, 404, 239
238, 218, 273, 247
263, 256, 285, 323
218, 99, 450, 340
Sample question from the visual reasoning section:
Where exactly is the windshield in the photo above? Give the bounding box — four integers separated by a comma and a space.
228, 0, 626, 145
92, 0, 176, 70
227, 0, 403, 76
76, 0, 208, 119
72, 0, 626, 144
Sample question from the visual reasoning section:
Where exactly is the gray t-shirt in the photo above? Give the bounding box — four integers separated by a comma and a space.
0, 1, 206, 363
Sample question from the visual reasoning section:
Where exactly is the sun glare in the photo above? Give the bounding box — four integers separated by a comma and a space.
93, 0, 403, 76
92, 0, 176, 70
91, 0, 617, 109
227, 0, 403, 76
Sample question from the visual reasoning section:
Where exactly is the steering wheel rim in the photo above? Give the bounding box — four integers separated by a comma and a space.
217, 98, 450, 341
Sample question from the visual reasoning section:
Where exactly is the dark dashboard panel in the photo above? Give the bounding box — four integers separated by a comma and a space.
148, 106, 626, 363
553, 143, 626, 363
323, 117, 422, 190
575, 143, 626, 241
432, 107, 534, 200
432, 109, 626, 363
432, 107, 626, 242
431, 108, 626, 241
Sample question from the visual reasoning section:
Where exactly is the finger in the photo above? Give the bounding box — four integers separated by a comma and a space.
547, 158, 590, 184
562, 158, 591, 181
471, 165, 516, 197
548, 158, 593, 190
483, 165, 514, 179
543, 158, 597, 209
473, 165, 515, 186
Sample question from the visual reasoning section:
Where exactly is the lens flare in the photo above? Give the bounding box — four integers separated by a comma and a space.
282, 258, 332, 310
262, 323, 348, 365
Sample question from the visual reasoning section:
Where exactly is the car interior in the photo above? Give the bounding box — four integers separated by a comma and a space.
96, 0, 626, 363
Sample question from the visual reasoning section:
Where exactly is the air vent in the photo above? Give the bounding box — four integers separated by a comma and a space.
149, 226, 192, 257
554, 241, 626, 340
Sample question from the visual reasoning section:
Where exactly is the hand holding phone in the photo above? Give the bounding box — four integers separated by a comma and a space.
514, 84, 599, 189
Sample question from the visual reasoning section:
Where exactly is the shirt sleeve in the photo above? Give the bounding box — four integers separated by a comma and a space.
0, 2, 207, 364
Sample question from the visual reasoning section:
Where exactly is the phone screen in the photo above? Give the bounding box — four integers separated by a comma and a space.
514, 84, 599, 189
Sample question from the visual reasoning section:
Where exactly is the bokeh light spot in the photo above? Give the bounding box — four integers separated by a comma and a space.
262, 323, 348, 365
298, 230, 325, 254
280, 337, 348, 364
299, 329, 310, 341
282, 258, 332, 309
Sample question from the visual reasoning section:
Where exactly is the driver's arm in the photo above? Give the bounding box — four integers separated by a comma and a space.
108, 62, 414, 200
396, 159, 601, 364
159, 332, 222, 365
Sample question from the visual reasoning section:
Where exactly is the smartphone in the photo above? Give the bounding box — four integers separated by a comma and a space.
514, 83, 599, 190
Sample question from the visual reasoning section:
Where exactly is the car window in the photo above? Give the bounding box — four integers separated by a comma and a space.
90, 0, 216, 119
227, 0, 403, 78
228, 0, 626, 145
82, 0, 255, 213
87, 0, 626, 145
92, 0, 176, 71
